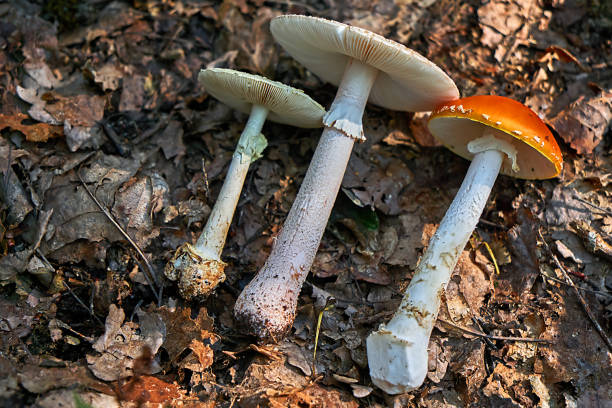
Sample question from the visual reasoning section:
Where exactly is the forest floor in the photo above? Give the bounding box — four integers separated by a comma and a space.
0, 0, 611, 407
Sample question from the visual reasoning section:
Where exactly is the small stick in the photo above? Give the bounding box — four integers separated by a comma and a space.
574, 196, 612, 217
63, 282, 104, 326
478, 218, 508, 230
538, 228, 612, 352
437, 317, 551, 343
542, 273, 612, 298
77, 169, 161, 304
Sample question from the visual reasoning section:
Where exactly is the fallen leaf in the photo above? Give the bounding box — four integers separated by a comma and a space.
551, 93, 611, 154
86, 305, 163, 381
0, 113, 63, 142
116, 375, 183, 404
494, 208, 540, 299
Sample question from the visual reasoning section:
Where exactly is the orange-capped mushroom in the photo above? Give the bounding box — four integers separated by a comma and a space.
428, 95, 562, 179
366, 95, 563, 394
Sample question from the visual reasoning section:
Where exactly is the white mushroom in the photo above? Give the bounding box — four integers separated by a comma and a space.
233, 15, 458, 341
165, 68, 325, 299
366, 95, 563, 394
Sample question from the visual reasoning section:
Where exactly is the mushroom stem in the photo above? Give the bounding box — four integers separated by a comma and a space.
367, 139, 505, 394
164, 104, 268, 299
234, 59, 378, 341
195, 104, 269, 257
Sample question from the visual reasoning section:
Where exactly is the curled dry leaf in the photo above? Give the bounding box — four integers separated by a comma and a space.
0, 113, 63, 142
551, 93, 612, 154
86, 305, 164, 381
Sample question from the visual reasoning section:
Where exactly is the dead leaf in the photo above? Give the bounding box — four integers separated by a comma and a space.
0, 113, 63, 142
551, 93, 612, 154
116, 375, 183, 404
154, 305, 216, 366
86, 305, 163, 381
494, 208, 540, 299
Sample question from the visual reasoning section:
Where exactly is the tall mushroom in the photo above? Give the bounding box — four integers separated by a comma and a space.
234, 15, 459, 341
367, 95, 563, 393
165, 68, 325, 299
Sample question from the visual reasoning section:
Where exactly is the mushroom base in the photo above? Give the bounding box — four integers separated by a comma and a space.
164, 243, 226, 300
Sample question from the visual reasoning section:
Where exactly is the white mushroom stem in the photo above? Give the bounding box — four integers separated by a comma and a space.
234, 59, 378, 341
164, 104, 268, 299
194, 104, 269, 259
367, 129, 517, 394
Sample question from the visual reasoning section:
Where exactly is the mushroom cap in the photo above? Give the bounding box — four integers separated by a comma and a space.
428, 95, 563, 179
198, 68, 325, 128
269, 15, 459, 112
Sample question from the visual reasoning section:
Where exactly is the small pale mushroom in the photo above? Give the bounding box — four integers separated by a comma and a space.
165, 68, 325, 299
366, 95, 563, 394
233, 15, 458, 342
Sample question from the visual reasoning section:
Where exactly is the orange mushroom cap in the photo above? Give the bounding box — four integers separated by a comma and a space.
428, 95, 563, 179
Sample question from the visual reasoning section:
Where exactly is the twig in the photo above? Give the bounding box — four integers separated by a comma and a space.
77, 169, 162, 305
542, 273, 612, 298
471, 316, 498, 349
538, 228, 612, 352
478, 218, 508, 230
63, 281, 104, 326
574, 195, 612, 217
437, 317, 551, 343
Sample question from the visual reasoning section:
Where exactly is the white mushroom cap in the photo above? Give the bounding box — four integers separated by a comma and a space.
198, 68, 325, 128
270, 15, 459, 112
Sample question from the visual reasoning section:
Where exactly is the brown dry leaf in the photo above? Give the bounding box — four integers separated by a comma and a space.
385, 214, 433, 269
481, 362, 527, 406
116, 375, 183, 404
18, 365, 103, 394
410, 111, 442, 147
0, 298, 37, 352
88, 62, 125, 91
494, 208, 540, 299
266, 384, 359, 408
86, 305, 164, 381
426, 337, 450, 384
551, 93, 612, 154
154, 119, 186, 162
448, 339, 486, 401
119, 75, 147, 112
16, 85, 106, 151
0, 113, 63, 142
36, 390, 119, 408
186, 339, 215, 371
44, 94, 105, 128
154, 305, 216, 365
0, 139, 34, 227
59, 1, 145, 46
111, 175, 164, 248
546, 184, 594, 227
456, 250, 493, 312
537, 295, 611, 385
40, 155, 142, 263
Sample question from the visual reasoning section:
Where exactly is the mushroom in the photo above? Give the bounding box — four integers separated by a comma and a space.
165, 68, 325, 299
367, 95, 563, 393
233, 15, 459, 341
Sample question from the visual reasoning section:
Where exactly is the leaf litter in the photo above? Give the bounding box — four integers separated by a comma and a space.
0, 0, 611, 406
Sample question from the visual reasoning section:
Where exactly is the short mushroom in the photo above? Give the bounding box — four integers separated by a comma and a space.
366, 95, 563, 393
165, 68, 325, 299
233, 15, 459, 341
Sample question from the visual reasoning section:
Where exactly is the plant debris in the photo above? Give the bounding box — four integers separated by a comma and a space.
0, 0, 610, 406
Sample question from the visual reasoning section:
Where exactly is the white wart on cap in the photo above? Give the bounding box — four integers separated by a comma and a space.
270, 15, 459, 112
198, 68, 325, 128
